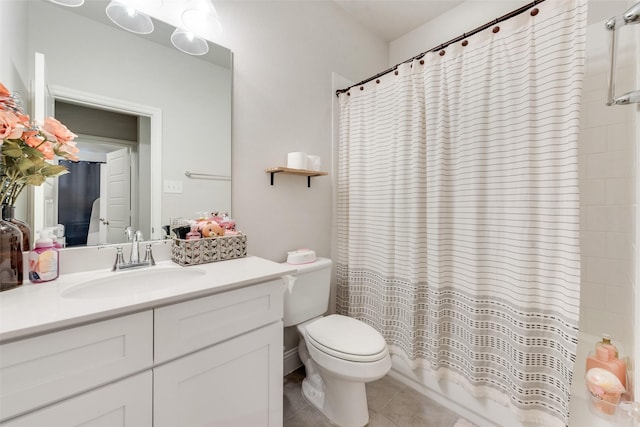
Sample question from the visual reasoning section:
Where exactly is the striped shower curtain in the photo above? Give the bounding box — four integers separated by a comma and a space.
336, 1, 586, 425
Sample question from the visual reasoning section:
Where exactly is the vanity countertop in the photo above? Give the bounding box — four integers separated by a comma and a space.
0, 256, 296, 343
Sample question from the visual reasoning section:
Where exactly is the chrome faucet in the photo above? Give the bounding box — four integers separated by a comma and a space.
125, 226, 144, 263
109, 227, 155, 271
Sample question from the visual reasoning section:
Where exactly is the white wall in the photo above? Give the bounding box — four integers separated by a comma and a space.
211, 1, 389, 262
578, 10, 637, 368
0, 0, 29, 220
0, 1, 28, 111
209, 1, 388, 354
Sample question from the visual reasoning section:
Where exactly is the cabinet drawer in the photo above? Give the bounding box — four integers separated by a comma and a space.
1, 371, 152, 427
0, 311, 153, 422
154, 279, 283, 363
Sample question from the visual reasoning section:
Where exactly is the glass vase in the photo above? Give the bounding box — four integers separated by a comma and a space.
2, 205, 31, 251
0, 219, 23, 292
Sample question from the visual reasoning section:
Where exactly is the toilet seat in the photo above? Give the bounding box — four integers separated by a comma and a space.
305, 315, 388, 363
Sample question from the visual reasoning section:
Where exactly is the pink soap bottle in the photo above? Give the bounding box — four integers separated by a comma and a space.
596, 334, 617, 356
586, 347, 626, 390
595, 334, 627, 388
28, 230, 59, 283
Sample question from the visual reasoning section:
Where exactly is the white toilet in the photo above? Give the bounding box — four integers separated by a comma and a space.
283, 257, 391, 427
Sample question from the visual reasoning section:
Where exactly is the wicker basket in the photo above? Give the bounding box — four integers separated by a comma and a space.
171, 233, 247, 266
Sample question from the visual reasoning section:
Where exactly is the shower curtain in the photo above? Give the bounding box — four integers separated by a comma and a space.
336, 1, 586, 425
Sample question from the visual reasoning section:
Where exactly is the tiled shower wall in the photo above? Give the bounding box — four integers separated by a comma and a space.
578, 17, 637, 354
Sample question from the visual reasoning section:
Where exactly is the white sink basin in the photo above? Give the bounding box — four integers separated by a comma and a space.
61, 267, 206, 299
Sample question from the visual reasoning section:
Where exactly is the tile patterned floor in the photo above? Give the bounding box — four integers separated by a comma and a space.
283, 367, 473, 427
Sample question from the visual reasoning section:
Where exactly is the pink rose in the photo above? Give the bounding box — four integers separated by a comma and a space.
0, 110, 25, 140
36, 140, 55, 160
42, 117, 76, 144
23, 131, 44, 148
59, 140, 80, 161
0, 83, 9, 98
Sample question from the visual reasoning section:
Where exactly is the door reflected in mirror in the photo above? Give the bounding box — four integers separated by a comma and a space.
55, 102, 141, 247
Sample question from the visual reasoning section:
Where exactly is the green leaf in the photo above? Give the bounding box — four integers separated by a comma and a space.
41, 164, 69, 177
25, 174, 46, 186
17, 158, 34, 172
22, 146, 44, 159
1, 146, 23, 158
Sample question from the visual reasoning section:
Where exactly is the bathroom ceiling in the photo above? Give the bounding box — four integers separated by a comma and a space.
332, 0, 466, 42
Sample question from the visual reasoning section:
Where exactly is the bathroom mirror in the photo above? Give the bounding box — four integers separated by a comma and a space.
16, 0, 232, 247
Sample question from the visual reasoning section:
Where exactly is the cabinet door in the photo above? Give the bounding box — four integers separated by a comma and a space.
1, 371, 152, 427
154, 321, 283, 427
0, 311, 153, 421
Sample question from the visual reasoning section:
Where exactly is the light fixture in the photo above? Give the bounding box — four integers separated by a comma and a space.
170, 28, 209, 56
106, 1, 154, 35
182, 6, 222, 39
48, 0, 84, 6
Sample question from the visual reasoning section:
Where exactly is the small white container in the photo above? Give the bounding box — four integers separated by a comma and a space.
287, 152, 308, 170
287, 249, 317, 265
306, 155, 321, 171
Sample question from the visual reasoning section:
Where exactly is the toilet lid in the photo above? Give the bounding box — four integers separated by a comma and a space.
305, 315, 388, 362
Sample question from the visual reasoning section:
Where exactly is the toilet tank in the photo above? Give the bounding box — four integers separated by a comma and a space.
282, 258, 332, 327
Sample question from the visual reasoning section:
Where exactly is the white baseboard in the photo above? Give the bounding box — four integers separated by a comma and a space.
284, 348, 302, 375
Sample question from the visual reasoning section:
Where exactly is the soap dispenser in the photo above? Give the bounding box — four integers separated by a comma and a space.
586, 346, 626, 389
597, 335, 627, 388
596, 334, 618, 357
28, 230, 59, 283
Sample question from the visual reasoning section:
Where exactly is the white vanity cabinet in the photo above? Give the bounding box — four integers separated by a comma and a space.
0, 311, 153, 424
0, 277, 285, 427
154, 322, 282, 427
153, 279, 284, 427
1, 372, 153, 427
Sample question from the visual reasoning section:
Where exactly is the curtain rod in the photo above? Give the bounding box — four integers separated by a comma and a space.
335, 0, 545, 97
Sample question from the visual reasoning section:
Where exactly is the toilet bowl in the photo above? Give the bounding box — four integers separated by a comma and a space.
282, 258, 391, 427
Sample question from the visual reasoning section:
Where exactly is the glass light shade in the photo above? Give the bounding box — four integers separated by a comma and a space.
48, 0, 85, 6
182, 8, 222, 38
106, 1, 154, 35
171, 28, 209, 56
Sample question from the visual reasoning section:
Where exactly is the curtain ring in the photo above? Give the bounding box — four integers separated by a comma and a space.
461, 33, 469, 47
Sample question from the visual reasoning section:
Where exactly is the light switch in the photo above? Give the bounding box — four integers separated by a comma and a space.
163, 179, 183, 193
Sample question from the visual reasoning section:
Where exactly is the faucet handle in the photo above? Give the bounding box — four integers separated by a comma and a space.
143, 243, 156, 266
112, 247, 125, 271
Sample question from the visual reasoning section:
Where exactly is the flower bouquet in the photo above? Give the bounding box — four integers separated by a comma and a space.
1, 82, 79, 206
1, 82, 80, 290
